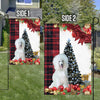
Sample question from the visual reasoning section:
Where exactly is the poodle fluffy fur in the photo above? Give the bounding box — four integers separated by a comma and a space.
49, 54, 69, 88
13, 38, 25, 60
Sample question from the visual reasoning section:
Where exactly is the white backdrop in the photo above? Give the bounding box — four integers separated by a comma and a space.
19, 22, 40, 55
60, 28, 91, 81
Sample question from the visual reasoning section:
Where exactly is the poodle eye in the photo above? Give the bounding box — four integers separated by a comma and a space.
62, 60, 64, 62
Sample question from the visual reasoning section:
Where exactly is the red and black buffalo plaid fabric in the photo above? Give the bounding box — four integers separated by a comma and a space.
44, 24, 59, 89
9, 19, 19, 60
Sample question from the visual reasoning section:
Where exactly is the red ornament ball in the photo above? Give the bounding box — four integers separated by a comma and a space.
58, 85, 64, 92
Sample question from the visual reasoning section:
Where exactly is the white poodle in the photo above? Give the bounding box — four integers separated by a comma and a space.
12, 38, 25, 60
49, 54, 69, 88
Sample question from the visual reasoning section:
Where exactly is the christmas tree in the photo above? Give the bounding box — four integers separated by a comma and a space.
64, 40, 82, 85
22, 30, 34, 58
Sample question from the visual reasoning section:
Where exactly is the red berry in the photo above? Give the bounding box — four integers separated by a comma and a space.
58, 85, 64, 92
87, 85, 91, 90
37, 58, 40, 61
52, 87, 57, 91
67, 88, 71, 92
73, 85, 78, 90
62, 92, 66, 95
77, 87, 81, 91
20, 19, 23, 21
24, 60, 27, 63
62, 24, 65, 27
19, 59, 22, 62
83, 88, 88, 93
34, 59, 40, 64
37, 61, 40, 64
30, 60, 33, 62
66, 87, 71, 92
20, 63, 23, 65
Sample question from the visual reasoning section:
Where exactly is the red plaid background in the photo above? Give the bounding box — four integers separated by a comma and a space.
44, 24, 59, 90
9, 19, 19, 60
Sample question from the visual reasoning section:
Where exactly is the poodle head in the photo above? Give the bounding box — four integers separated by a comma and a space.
15, 38, 25, 49
53, 54, 68, 71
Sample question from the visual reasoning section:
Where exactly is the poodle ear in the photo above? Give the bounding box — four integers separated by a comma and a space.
63, 55, 69, 68
15, 39, 18, 48
53, 55, 58, 70
15, 39, 17, 46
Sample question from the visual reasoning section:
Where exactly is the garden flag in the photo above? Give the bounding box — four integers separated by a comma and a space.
9, 19, 40, 65
44, 24, 92, 95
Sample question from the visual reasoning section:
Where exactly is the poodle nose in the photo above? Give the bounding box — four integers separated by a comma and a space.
61, 63, 63, 68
